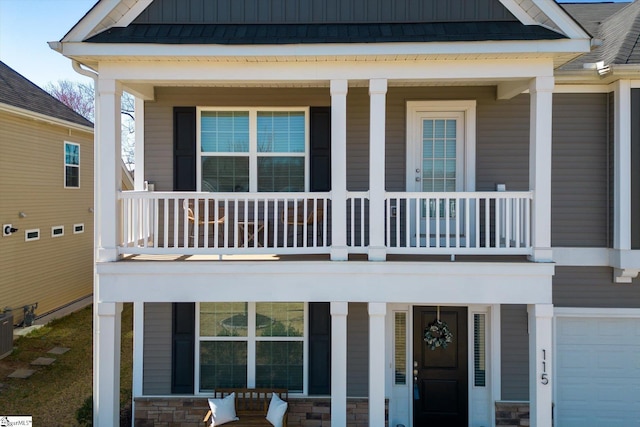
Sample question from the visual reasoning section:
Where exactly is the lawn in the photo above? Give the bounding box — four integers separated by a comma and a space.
0, 303, 133, 426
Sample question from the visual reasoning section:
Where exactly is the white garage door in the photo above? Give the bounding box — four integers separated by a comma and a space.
556, 314, 640, 427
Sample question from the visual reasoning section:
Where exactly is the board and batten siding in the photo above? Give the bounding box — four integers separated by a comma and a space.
553, 266, 640, 307
552, 93, 609, 247
0, 111, 93, 323
143, 302, 173, 395
134, 0, 515, 25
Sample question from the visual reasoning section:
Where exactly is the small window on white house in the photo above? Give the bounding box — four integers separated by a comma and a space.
52, 226, 64, 237
25, 229, 40, 241
73, 223, 85, 234
64, 142, 80, 188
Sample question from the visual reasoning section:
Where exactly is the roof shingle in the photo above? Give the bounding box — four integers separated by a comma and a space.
0, 61, 93, 128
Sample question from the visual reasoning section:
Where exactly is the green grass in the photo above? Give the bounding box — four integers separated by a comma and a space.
0, 304, 133, 426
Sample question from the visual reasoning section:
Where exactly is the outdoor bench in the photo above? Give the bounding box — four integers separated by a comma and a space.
203, 388, 288, 427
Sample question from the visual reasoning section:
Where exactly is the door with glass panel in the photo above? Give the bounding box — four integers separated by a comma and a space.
409, 112, 465, 247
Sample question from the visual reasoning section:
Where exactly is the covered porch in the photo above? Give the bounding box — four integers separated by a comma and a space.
93, 57, 557, 264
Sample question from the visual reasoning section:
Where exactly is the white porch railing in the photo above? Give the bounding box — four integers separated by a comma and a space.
118, 191, 533, 257
119, 191, 330, 255
385, 191, 533, 255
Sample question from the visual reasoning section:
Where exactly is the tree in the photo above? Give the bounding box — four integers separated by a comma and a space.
46, 79, 136, 171
45, 80, 94, 122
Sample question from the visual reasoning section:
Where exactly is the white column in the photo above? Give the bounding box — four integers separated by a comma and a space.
96, 78, 122, 262
95, 301, 123, 427
368, 79, 388, 261
614, 80, 631, 250
527, 304, 553, 427
528, 76, 554, 262
132, 302, 144, 398
134, 97, 146, 191
368, 303, 386, 426
331, 301, 349, 427
330, 80, 349, 261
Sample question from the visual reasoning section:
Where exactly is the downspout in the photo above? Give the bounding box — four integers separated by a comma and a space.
72, 59, 101, 427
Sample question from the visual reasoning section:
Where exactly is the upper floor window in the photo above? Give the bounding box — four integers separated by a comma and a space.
64, 142, 80, 188
198, 108, 308, 192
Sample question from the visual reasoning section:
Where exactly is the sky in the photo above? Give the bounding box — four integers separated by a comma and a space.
0, 0, 97, 88
0, 0, 633, 90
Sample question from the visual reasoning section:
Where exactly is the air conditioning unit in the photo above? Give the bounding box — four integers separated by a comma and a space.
0, 312, 14, 359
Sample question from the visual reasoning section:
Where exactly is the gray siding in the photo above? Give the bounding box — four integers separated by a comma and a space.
134, 0, 516, 24
632, 89, 640, 249
145, 87, 611, 249
501, 304, 529, 400
347, 302, 369, 397
143, 303, 172, 395
552, 94, 609, 247
553, 266, 640, 307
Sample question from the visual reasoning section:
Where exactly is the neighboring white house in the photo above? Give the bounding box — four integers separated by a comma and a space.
53, 1, 640, 426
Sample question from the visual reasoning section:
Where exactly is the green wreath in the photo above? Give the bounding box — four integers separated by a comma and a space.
423, 319, 453, 350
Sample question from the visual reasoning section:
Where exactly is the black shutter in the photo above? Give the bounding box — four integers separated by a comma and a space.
171, 302, 195, 394
174, 107, 197, 191
308, 302, 331, 394
310, 107, 331, 192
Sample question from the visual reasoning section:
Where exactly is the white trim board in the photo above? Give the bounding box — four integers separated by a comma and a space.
554, 307, 640, 318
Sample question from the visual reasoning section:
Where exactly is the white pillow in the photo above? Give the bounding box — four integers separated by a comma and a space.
207, 392, 239, 426
265, 393, 288, 427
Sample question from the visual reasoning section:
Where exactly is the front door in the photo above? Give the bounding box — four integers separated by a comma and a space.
413, 306, 468, 427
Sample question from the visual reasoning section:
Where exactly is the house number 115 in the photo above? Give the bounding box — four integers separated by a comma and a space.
541, 349, 549, 385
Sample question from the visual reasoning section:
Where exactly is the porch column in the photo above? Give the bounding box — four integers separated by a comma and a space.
614, 80, 632, 250
94, 301, 123, 427
368, 79, 388, 261
527, 304, 553, 427
134, 96, 145, 191
132, 302, 144, 398
331, 302, 349, 427
528, 76, 554, 262
96, 78, 123, 262
368, 303, 386, 426
330, 80, 349, 261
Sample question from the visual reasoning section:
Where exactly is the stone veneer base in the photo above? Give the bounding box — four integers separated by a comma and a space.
134, 396, 388, 427
495, 401, 531, 427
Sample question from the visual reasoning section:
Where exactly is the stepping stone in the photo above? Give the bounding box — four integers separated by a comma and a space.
48, 347, 70, 355
30, 357, 55, 366
8, 369, 35, 379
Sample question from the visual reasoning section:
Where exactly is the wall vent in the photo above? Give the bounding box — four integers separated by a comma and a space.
73, 223, 84, 234
25, 229, 40, 241
52, 226, 64, 237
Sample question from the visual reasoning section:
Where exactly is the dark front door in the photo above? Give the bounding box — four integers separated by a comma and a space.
413, 306, 468, 427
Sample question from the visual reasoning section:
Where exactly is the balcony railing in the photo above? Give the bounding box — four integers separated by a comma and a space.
118, 191, 533, 257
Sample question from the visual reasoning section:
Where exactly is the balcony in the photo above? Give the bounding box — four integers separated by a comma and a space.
119, 191, 533, 258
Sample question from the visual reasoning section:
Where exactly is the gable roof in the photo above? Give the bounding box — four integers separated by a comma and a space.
560, 1, 640, 70
0, 61, 93, 128
85, 22, 566, 45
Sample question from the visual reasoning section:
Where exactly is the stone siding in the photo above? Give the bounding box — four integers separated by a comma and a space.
134, 397, 388, 427
495, 401, 530, 426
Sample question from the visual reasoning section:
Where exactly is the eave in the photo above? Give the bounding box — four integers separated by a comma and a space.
0, 102, 94, 134
60, 38, 591, 71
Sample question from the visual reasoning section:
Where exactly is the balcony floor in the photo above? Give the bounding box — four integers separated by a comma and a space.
120, 253, 531, 263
